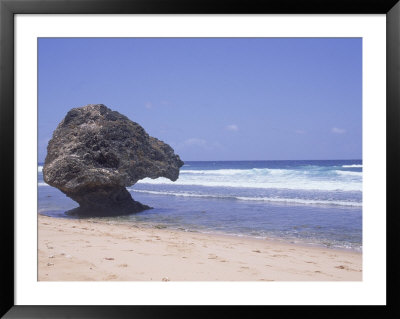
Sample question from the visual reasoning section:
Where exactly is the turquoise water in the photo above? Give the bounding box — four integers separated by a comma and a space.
38, 160, 362, 251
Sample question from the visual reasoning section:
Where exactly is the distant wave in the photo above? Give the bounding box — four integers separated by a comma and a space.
131, 189, 362, 207
335, 170, 362, 177
342, 164, 362, 168
38, 164, 362, 191
181, 168, 293, 175
181, 169, 240, 175
138, 167, 362, 191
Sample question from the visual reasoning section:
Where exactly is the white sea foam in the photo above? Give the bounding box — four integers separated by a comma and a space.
38, 182, 49, 186
335, 170, 362, 177
138, 167, 362, 191
181, 168, 293, 176
342, 164, 362, 168
38, 166, 43, 172
131, 189, 362, 207
181, 169, 250, 175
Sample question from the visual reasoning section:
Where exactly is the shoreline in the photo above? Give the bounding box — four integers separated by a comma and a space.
38, 214, 362, 281
39, 213, 362, 253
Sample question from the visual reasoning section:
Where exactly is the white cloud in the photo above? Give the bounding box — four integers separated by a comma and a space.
331, 127, 346, 134
295, 129, 306, 134
226, 124, 239, 131
145, 102, 152, 109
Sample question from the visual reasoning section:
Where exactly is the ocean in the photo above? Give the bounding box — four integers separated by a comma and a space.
38, 160, 362, 251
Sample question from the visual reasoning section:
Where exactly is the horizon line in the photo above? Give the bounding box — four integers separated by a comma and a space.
38, 159, 363, 164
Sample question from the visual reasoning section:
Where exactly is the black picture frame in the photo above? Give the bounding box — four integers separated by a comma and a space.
1, 0, 399, 318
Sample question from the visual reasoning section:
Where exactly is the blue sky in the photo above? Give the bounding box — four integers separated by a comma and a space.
38, 38, 362, 162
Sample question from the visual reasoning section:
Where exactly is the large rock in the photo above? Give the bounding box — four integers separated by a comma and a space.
43, 104, 184, 216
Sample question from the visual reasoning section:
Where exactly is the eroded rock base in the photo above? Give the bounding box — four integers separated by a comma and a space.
65, 186, 151, 216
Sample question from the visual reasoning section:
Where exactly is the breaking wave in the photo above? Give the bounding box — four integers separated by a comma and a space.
138, 167, 362, 192
131, 189, 361, 207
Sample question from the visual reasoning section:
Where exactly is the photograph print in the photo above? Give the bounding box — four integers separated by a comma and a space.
38, 38, 362, 281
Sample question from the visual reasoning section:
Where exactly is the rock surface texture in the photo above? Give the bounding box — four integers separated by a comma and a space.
43, 104, 184, 216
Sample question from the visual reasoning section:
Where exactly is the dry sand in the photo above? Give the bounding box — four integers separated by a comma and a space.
38, 214, 362, 281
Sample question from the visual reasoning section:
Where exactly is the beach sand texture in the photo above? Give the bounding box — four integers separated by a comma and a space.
38, 215, 362, 281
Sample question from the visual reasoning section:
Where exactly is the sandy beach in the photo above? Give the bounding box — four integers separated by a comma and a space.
38, 214, 362, 281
